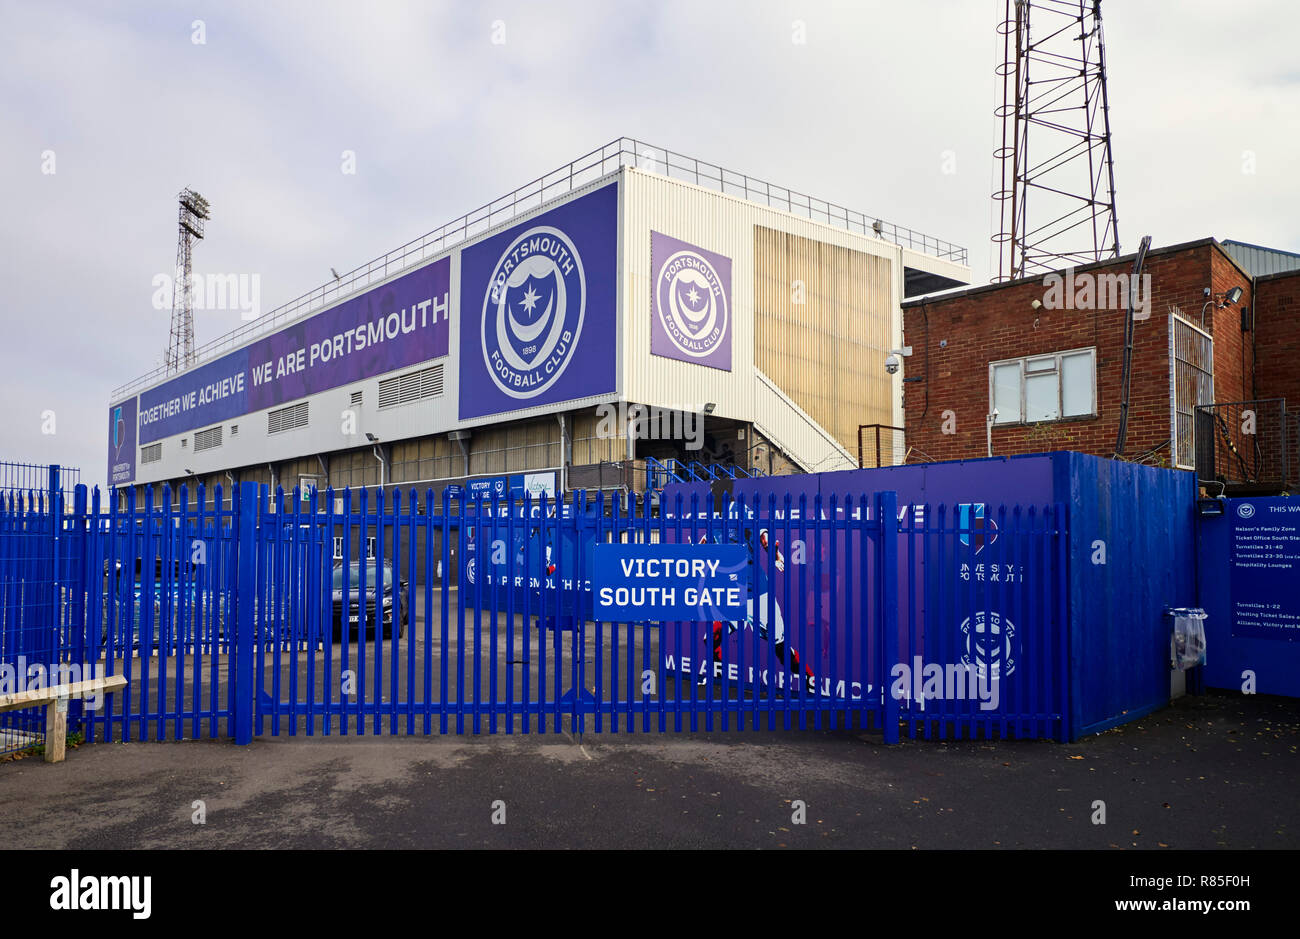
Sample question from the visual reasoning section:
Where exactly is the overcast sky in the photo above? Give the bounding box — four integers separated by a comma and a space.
3, 0, 1297, 489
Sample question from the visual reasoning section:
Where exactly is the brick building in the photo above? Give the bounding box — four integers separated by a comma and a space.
899, 238, 1300, 491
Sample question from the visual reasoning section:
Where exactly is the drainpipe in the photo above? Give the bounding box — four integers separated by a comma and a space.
371, 445, 386, 489
986, 411, 997, 458
225, 471, 236, 511
450, 431, 471, 477
556, 414, 568, 495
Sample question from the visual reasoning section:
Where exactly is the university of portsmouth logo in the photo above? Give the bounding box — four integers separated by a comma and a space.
112, 406, 125, 460
650, 231, 732, 370
481, 225, 585, 399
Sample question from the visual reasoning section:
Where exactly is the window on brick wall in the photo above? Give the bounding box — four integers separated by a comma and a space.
989, 348, 1096, 425
1171, 316, 1214, 470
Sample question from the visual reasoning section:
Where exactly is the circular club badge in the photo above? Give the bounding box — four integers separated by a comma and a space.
481, 225, 586, 399
960, 611, 1017, 681
655, 249, 728, 359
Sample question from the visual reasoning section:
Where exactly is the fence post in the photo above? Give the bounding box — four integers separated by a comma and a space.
232, 481, 258, 745
69, 484, 89, 732
877, 490, 900, 744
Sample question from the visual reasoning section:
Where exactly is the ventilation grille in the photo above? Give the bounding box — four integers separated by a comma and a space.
350, 390, 363, 408
193, 425, 223, 452
378, 364, 444, 409
141, 443, 162, 464
268, 401, 309, 434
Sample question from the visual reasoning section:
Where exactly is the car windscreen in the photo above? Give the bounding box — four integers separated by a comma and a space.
331, 562, 391, 590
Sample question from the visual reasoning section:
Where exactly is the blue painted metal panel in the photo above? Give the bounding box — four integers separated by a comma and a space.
1053, 452, 1198, 739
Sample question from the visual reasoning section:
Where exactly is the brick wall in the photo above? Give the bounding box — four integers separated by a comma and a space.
1254, 270, 1300, 408
902, 241, 1253, 468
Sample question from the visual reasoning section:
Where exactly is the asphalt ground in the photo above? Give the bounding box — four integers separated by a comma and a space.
1, 689, 1295, 850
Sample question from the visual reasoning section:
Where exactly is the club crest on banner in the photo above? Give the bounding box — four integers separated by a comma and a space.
481, 225, 586, 399
650, 232, 732, 371
656, 251, 728, 357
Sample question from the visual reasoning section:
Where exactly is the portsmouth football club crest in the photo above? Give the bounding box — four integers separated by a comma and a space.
960, 611, 1017, 681
650, 231, 732, 371
481, 225, 586, 400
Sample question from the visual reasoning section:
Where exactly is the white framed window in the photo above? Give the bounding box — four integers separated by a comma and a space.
989, 348, 1097, 425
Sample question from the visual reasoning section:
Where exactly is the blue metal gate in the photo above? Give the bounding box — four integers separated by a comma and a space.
2, 479, 1070, 748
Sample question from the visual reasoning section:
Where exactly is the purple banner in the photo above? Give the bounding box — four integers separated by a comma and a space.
651, 231, 732, 371
137, 257, 450, 444
107, 397, 137, 487
458, 184, 618, 420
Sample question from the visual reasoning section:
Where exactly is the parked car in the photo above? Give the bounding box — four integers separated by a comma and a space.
97, 557, 227, 655
331, 560, 408, 640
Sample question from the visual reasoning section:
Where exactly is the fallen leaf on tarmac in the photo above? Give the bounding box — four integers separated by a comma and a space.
1068, 755, 1084, 760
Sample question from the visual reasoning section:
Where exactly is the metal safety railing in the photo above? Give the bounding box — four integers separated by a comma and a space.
1194, 399, 1296, 494
858, 425, 906, 469
112, 138, 967, 401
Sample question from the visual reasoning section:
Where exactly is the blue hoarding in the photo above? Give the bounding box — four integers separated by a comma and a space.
591, 544, 749, 622
458, 183, 618, 420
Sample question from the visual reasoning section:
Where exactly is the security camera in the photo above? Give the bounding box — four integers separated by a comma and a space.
885, 353, 901, 375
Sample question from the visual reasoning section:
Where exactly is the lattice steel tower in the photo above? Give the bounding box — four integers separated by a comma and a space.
165, 188, 211, 373
993, 0, 1120, 282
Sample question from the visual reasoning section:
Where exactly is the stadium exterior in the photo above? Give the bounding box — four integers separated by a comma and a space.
107, 140, 969, 507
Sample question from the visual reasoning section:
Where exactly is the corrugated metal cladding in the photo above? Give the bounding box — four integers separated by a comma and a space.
754, 227, 893, 455
621, 169, 903, 462
1221, 240, 1300, 277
